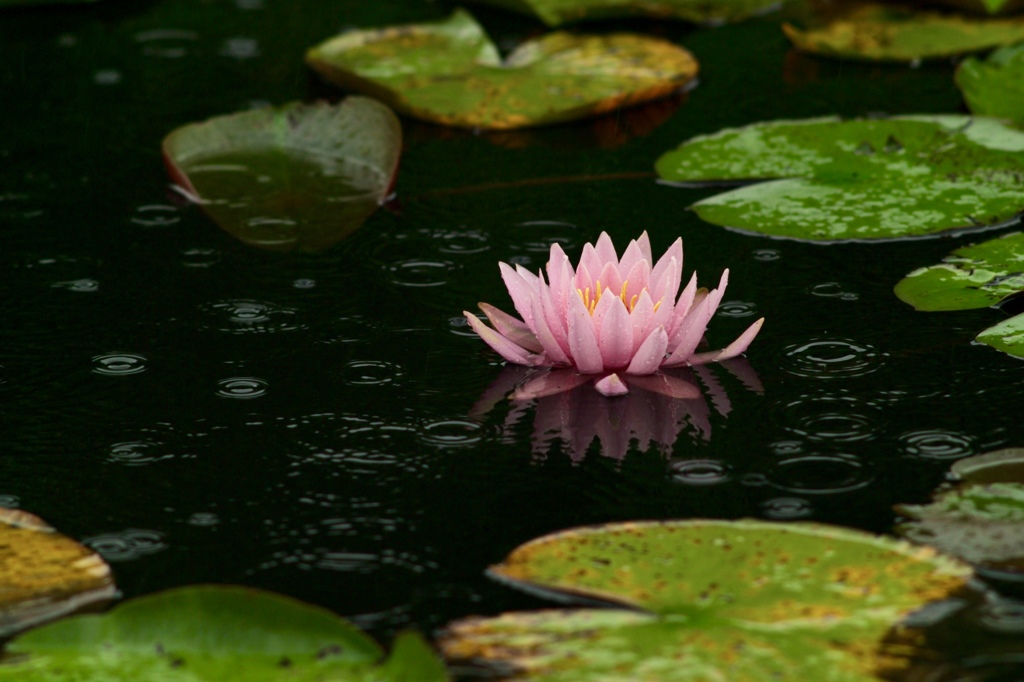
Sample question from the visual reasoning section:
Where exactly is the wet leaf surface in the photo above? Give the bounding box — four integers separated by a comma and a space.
655, 115, 1024, 241
162, 97, 401, 253
0, 585, 448, 681
440, 520, 972, 681
957, 42, 1024, 124
894, 232, 1024, 311
783, 2, 1024, 61
953, 447, 1024, 483
469, 0, 783, 26
305, 9, 698, 129
0, 508, 116, 638
897, 484, 1024, 570
976, 311, 1024, 357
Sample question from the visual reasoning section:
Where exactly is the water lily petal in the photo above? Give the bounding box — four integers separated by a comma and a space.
595, 231, 618, 266
574, 261, 594, 298
567, 293, 604, 373
618, 238, 647, 276
538, 278, 571, 359
530, 290, 571, 365
594, 373, 629, 396
597, 261, 623, 301
662, 281, 725, 367
636, 231, 653, 263
499, 262, 538, 330
623, 259, 651, 307
578, 243, 602, 287
465, 311, 546, 366
546, 243, 573, 316
630, 290, 655, 349
598, 295, 634, 370
479, 302, 543, 354
651, 237, 683, 298
688, 317, 764, 366
626, 326, 668, 375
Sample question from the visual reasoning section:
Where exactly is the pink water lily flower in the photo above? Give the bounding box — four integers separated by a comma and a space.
464, 231, 763, 396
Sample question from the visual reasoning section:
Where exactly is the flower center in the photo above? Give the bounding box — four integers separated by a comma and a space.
576, 280, 661, 316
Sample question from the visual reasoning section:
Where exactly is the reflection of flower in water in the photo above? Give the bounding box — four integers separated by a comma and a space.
465, 232, 763, 396
471, 360, 762, 462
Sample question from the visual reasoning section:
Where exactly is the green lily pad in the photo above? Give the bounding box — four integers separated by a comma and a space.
0, 585, 448, 681
0, 508, 116, 638
440, 520, 972, 681
957, 42, 1024, 124
305, 9, 698, 130
162, 97, 401, 253
976, 310, 1024, 357
894, 232, 1024, 311
783, 2, 1024, 62
930, 0, 1024, 15
469, 0, 782, 26
655, 115, 1024, 241
952, 447, 1024, 483
897, 483, 1024, 570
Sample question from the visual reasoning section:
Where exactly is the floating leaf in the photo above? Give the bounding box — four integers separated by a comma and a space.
930, 0, 1024, 15
0, 508, 116, 638
0, 585, 448, 681
305, 9, 698, 130
655, 115, 1024, 241
976, 310, 1024, 357
162, 97, 401, 253
782, 2, 1024, 62
894, 232, 1024, 311
783, 2, 1024, 61
440, 520, 972, 681
897, 484, 1024, 570
957, 42, 1024, 124
953, 447, 1024, 482
469, 0, 782, 26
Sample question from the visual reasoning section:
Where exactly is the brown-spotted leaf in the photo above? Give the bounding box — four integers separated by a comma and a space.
305, 9, 698, 129
0, 508, 116, 637
440, 520, 974, 681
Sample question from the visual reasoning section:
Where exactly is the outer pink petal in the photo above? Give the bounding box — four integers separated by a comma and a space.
598, 295, 634, 370
662, 297, 716, 367
530, 292, 571, 365
546, 244, 573, 317
479, 302, 543, 354
595, 231, 618, 266
625, 326, 668, 375
567, 293, 604, 373
630, 290, 655, 351
688, 317, 764, 366
651, 238, 682, 296
465, 311, 546, 366
594, 373, 629, 396
538, 279, 571, 358
499, 262, 539, 330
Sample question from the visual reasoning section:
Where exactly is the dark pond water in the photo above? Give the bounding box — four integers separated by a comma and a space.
2, 0, 1023, 677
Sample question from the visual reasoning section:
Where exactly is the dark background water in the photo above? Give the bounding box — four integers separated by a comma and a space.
2, 0, 1023, 676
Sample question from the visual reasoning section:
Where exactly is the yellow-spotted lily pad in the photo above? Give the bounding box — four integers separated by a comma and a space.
440, 520, 972, 681
783, 2, 1024, 62
656, 115, 1024, 241
469, 0, 783, 26
0, 508, 115, 637
163, 97, 401, 253
305, 9, 698, 130
957, 42, 1024, 124
0, 585, 448, 681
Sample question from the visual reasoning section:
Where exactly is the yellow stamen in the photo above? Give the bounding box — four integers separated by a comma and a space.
629, 294, 638, 310
653, 300, 662, 313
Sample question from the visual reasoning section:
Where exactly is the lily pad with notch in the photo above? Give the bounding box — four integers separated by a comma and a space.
0, 508, 116, 638
162, 97, 401, 253
440, 519, 973, 681
782, 2, 1024, 62
305, 9, 698, 130
0, 585, 448, 681
468, 0, 783, 26
655, 115, 1024, 241
957, 42, 1024, 124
